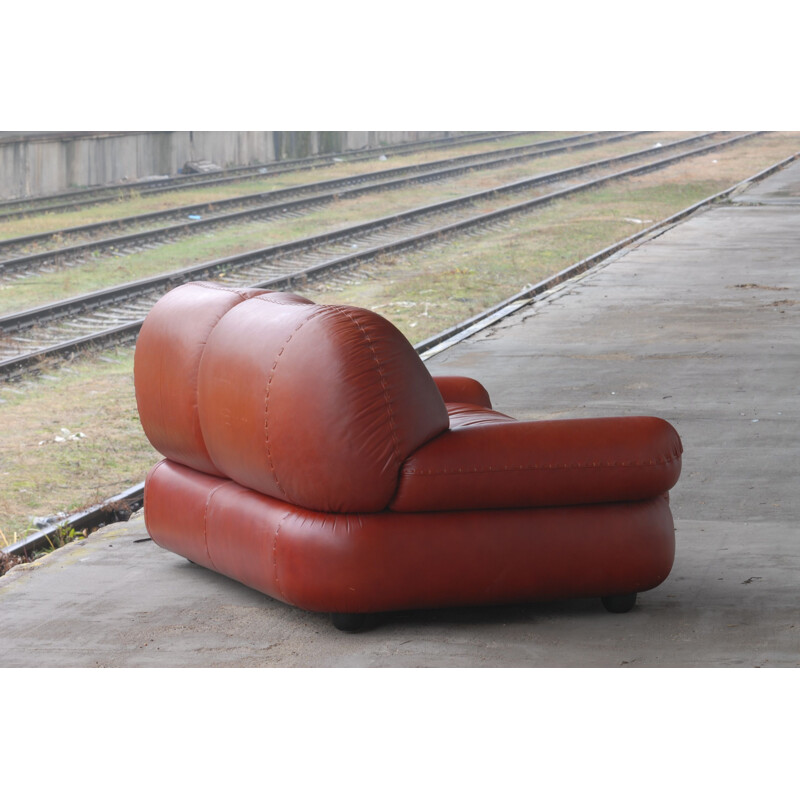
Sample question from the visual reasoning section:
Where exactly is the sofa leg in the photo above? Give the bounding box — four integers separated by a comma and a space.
601, 593, 637, 613
330, 612, 375, 632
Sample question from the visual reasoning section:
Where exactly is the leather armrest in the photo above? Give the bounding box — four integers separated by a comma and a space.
390, 415, 682, 512
432, 375, 492, 408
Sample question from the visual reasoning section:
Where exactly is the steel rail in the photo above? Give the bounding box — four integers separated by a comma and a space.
0, 131, 643, 258
1, 482, 145, 558
0, 131, 647, 271
415, 150, 800, 358
0, 132, 613, 226
4, 148, 796, 560
0, 131, 729, 336
84, 132, 608, 203
0, 131, 762, 381
0, 131, 536, 219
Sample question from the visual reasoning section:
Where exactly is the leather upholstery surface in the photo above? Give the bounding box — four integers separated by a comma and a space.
444, 402, 515, 428
391, 415, 682, 512
136, 281, 684, 615
432, 375, 493, 408
134, 282, 271, 475
196, 294, 449, 512
145, 459, 676, 613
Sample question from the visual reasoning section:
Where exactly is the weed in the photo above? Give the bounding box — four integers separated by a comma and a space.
0, 132, 566, 243
0, 524, 34, 574
0, 132, 677, 316
0, 346, 157, 540
0, 549, 30, 576
2, 132, 800, 539
41, 525, 87, 552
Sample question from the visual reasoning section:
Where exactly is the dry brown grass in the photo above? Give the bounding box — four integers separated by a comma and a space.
0, 132, 695, 316
0, 132, 574, 241
306, 132, 800, 341
1, 131, 799, 539
0, 345, 156, 539
0, 549, 29, 576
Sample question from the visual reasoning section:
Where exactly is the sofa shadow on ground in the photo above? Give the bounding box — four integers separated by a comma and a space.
134, 282, 682, 631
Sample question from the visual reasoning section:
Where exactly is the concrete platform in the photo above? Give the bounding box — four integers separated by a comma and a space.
2, 160, 799, 667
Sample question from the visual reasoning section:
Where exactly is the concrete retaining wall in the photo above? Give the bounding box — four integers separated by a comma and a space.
0, 131, 453, 200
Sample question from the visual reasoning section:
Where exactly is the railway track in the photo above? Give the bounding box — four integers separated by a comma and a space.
4, 147, 797, 560
0, 131, 762, 380
0, 130, 536, 220
0, 131, 644, 267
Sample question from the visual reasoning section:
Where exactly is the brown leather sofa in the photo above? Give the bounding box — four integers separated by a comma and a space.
135, 282, 683, 630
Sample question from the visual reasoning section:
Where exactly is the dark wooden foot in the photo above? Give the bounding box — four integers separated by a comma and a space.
601, 593, 637, 613
330, 612, 375, 632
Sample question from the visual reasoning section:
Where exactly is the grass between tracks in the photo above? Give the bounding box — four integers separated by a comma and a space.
1, 131, 800, 544
0, 132, 573, 241
0, 132, 689, 315
306, 131, 800, 340
0, 346, 155, 551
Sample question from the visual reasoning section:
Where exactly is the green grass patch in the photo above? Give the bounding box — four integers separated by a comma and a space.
0, 132, 689, 315
305, 131, 800, 342
2, 131, 799, 541
0, 132, 578, 241
0, 346, 157, 541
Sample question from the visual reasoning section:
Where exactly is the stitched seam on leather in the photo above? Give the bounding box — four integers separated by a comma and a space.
202, 482, 227, 570
195, 282, 260, 298
253, 295, 311, 306
333, 306, 402, 467
402, 452, 682, 476
264, 307, 328, 498
143, 459, 166, 533
272, 510, 292, 603
193, 287, 258, 471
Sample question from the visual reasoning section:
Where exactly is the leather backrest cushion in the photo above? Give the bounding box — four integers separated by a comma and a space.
134, 282, 275, 475
196, 294, 449, 512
